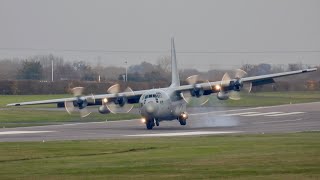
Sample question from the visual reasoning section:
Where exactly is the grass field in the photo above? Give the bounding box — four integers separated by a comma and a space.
0, 109, 140, 128
0, 132, 319, 179
0, 94, 140, 127
0, 93, 319, 179
205, 91, 320, 107
0, 94, 69, 108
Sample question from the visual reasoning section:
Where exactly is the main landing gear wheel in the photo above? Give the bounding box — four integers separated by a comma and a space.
146, 119, 155, 130
179, 119, 187, 126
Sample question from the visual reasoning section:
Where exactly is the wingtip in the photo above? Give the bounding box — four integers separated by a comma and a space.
302, 68, 317, 73
6, 103, 20, 107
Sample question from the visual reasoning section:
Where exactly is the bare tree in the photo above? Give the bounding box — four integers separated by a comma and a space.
271, 64, 285, 73
157, 56, 171, 73
288, 63, 303, 71
101, 66, 125, 81
0, 59, 21, 80
17, 60, 43, 80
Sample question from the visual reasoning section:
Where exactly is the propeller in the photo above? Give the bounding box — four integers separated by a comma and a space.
64, 87, 96, 118
106, 84, 134, 114
182, 75, 211, 106
220, 69, 252, 100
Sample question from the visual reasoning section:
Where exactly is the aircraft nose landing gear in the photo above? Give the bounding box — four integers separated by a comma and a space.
178, 112, 188, 126
179, 119, 187, 126
146, 118, 155, 130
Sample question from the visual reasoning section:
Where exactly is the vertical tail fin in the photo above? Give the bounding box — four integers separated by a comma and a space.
170, 37, 180, 87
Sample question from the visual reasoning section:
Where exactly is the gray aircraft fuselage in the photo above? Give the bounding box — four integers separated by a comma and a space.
139, 88, 187, 122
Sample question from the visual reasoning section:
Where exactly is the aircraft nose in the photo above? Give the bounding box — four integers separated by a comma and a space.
145, 101, 158, 114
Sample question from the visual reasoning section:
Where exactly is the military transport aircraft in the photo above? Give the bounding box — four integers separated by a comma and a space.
7, 38, 317, 129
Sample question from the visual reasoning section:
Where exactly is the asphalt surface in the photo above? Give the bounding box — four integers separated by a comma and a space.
0, 102, 319, 142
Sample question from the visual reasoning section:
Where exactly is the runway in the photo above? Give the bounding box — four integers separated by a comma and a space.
0, 102, 319, 142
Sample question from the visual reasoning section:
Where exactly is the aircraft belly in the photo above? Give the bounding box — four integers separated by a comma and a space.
156, 108, 175, 121
157, 100, 186, 121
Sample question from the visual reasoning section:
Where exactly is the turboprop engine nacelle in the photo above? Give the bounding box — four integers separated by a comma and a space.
217, 92, 229, 100
98, 106, 111, 114
190, 86, 204, 98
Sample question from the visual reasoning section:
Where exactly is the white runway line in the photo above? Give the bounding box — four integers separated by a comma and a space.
241, 112, 283, 117
0, 131, 55, 135
221, 112, 258, 116
126, 131, 241, 137
7, 119, 141, 129
189, 102, 319, 117
265, 112, 305, 117
252, 119, 303, 124
189, 108, 264, 116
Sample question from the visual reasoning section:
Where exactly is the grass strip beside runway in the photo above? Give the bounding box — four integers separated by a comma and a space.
0, 110, 140, 128
204, 91, 320, 107
0, 94, 69, 108
0, 132, 319, 179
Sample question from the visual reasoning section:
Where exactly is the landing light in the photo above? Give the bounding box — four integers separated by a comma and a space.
103, 98, 108, 104
141, 118, 146, 124
182, 114, 187, 119
214, 85, 221, 91
181, 113, 188, 119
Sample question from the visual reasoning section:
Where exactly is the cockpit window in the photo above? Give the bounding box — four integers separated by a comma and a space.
144, 93, 163, 100
156, 93, 162, 98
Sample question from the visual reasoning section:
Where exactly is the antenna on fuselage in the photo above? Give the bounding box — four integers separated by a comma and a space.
170, 37, 180, 87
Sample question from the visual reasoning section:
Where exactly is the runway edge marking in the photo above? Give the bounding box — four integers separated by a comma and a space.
126, 131, 241, 137
189, 102, 318, 116
0, 131, 55, 135
252, 118, 303, 125
266, 112, 305, 117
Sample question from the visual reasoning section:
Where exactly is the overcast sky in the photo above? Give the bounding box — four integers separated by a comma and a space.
0, 0, 319, 70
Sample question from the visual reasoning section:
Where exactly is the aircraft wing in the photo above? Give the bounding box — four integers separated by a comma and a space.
174, 68, 317, 94
7, 90, 147, 107
240, 68, 317, 86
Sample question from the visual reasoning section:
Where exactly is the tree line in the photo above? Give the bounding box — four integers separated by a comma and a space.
0, 54, 319, 94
